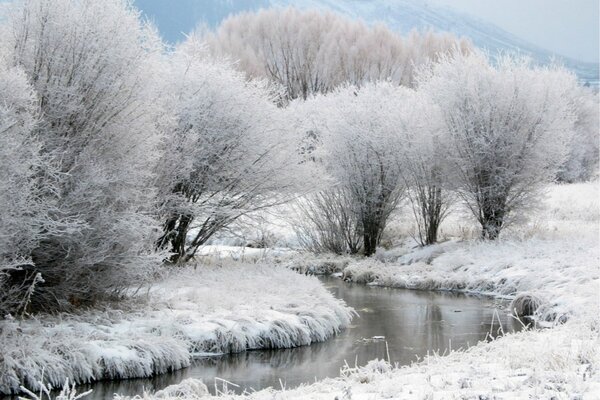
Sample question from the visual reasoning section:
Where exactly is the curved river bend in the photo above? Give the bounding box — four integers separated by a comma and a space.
80, 276, 521, 397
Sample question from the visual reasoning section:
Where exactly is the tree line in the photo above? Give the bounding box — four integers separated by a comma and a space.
0, 0, 597, 315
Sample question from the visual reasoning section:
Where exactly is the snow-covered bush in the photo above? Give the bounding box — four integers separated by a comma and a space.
0, 0, 165, 311
155, 39, 306, 264
293, 189, 363, 255
418, 54, 578, 239
293, 86, 454, 252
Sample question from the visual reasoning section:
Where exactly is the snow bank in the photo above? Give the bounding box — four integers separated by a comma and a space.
0, 263, 353, 395
342, 235, 598, 323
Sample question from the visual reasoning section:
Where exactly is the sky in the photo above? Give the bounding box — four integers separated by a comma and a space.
429, 0, 599, 63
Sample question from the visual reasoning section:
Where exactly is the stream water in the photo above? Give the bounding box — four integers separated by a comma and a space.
77, 276, 521, 398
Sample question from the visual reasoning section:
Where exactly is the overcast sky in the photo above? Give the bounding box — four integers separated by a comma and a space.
429, 0, 599, 63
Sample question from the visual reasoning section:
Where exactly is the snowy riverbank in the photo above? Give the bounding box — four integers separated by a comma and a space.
292, 183, 600, 324
112, 182, 599, 399
0, 264, 353, 395
117, 317, 598, 399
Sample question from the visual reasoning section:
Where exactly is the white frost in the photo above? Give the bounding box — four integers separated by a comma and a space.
0, 264, 354, 395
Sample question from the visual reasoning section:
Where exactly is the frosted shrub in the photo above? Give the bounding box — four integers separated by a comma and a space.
293, 189, 363, 255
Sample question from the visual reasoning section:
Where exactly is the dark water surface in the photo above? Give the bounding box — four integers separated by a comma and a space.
70, 277, 521, 397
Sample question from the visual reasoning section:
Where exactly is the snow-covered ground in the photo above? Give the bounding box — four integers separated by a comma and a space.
0, 264, 353, 395
110, 182, 599, 399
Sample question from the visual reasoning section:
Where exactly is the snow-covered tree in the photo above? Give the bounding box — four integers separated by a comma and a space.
391, 89, 452, 246
0, 0, 165, 311
558, 88, 599, 182
155, 40, 304, 263
0, 65, 50, 316
0, 66, 40, 265
203, 7, 471, 100
282, 101, 359, 255
418, 54, 577, 239
304, 83, 407, 256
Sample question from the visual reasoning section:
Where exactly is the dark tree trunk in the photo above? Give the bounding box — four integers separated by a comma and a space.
474, 169, 509, 241
424, 185, 443, 245
363, 232, 378, 257
480, 200, 506, 240
157, 213, 193, 264
360, 189, 396, 257
362, 215, 381, 257
425, 218, 439, 245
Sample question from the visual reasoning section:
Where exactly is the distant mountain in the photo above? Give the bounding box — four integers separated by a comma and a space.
135, 0, 599, 85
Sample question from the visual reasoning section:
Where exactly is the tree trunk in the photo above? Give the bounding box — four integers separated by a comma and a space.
425, 219, 438, 245
157, 213, 193, 264
480, 204, 505, 240
362, 215, 380, 257
481, 218, 502, 240
424, 185, 443, 245
363, 232, 378, 257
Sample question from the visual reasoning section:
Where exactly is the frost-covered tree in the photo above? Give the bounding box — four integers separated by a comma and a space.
305, 83, 406, 256
0, 0, 165, 311
283, 101, 360, 255
391, 89, 452, 246
156, 41, 304, 263
558, 88, 599, 182
0, 65, 50, 316
418, 54, 577, 240
0, 66, 40, 265
203, 7, 471, 100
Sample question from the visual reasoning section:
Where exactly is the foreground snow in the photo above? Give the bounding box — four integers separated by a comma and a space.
112, 182, 599, 399
0, 264, 353, 395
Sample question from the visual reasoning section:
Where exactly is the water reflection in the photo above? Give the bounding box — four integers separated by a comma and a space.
74, 277, 522, 398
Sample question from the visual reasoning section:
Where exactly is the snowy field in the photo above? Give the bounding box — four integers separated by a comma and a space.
0, 264, 353, 395
110, 182, 599, 399
1, 1, 597, 399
